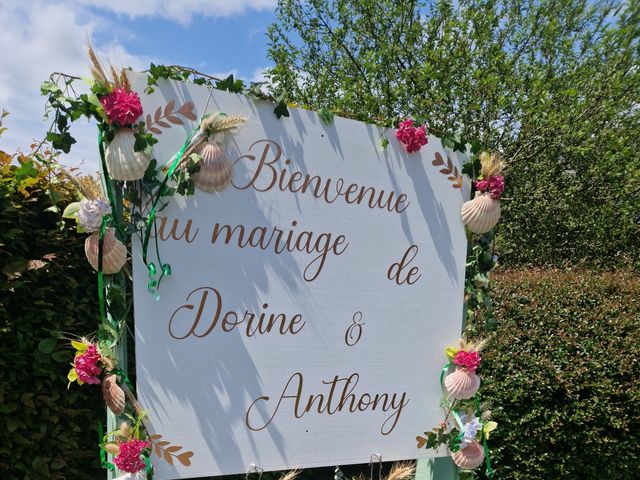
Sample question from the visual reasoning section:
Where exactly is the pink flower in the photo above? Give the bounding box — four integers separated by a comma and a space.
100, 88, 143, 127
454, 350, 481, 372
474, 175, 505, 199
488, 175, 505, 199
74, 344, 102, 384
474, 179, 489, 192
114, 439, 150, 473
396, 119, 428, 153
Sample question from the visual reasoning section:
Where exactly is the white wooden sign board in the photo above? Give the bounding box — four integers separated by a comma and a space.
131, 75, 470, 479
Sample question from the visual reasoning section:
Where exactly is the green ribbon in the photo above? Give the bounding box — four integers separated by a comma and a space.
473, 377, 495, 477
97, 420, 115, 472
439, 361, 452, 397
97, 215, 110, 325
98, 128, 125, 238
439, 362, 465, 452
483, 434, 494, 477
112, 367, 134, 391
145, 453, 154, 478
141, 128, 197, 298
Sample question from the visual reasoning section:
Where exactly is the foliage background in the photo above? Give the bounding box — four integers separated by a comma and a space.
0, 151, 102, 479
471, 269, 640, 479
267, 0, 640, 268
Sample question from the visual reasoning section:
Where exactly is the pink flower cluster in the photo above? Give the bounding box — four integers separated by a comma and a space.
74, 344, 102, 384
475, 175, 505, 200
114, 439, 150, 473
396, 119, 428, 153
100, 88, 143, 127
454, 350, 481, 373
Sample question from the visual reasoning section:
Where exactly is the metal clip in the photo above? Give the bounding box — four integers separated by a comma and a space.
246, 464, 264, 480
369, 453, 382, 480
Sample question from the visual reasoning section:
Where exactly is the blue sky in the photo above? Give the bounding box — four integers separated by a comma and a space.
0, 0, 278, 171
91, 8, 277, 80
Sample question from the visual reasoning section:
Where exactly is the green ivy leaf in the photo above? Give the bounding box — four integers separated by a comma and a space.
62, 202, 81, 219
46, 131, 76, 154
318, 108, 334, 124
274, 98, 290, 119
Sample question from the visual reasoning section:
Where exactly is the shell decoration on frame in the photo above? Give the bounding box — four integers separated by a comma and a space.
460, 151, 505, 234
105, 128, 151, 181
460, 192, 501, 234
84, 227, 127, 274
452, 441, 485, 469
191, 141, 234, 193
102, 374, 126, 415
444, 365, 481, 400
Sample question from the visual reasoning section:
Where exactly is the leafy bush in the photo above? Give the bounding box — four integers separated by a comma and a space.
0, 150, 102, 479
470, 269, 640, 479
267, 0, 640, 269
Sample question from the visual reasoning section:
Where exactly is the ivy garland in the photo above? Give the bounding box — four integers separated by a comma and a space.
41, 57, 502, 479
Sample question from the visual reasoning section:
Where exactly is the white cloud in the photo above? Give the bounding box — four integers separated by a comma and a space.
0, 0, 275, 172
250, 67, 270, 83
0, 1, 154, 172
78, 0, 276, 25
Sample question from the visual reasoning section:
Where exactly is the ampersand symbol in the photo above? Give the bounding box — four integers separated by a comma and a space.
344, 311, 365, 346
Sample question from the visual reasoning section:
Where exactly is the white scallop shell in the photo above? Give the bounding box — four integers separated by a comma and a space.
460, 192, 501, 234
84, 228, 126, 274
444, 366, 481, 400
105, 128, 151, 181
191, 141, 233, 193
452, 441, 485, 469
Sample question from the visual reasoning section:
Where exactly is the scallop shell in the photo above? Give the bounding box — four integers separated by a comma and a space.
102, 374, 125, 415
84, 228, 127, 274
452, 441, 485, 469
105, 128, 151, 181
460, 192, 501, 234
444, 366, 481, 400
191, 141, 233, 193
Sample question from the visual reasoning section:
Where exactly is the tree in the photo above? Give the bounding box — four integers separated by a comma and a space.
267, 0, 640, 267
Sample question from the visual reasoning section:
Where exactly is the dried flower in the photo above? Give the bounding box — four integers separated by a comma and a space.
100, 88, 143, 127
396, 119, 428, 153
119, 421, 131, 438
77, 198, 111, 232
74, 344, 102, 384
113, 439, 150, 473
454, 350, 481, 372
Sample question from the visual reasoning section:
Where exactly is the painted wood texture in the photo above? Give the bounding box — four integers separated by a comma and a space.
131, 75, 469, 479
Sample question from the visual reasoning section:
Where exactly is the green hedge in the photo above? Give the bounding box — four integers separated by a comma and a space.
0, 155, 102, 479
472, 269, 640, 479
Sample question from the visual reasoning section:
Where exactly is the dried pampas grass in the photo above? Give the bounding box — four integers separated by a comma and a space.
200, 113, 246, 139
385, 462, 416, 480
479, 151, 504, 178
458, 337, 490, 353
60, 168, 103, 200
278, 470, 301, 480
88, 43, 131, 90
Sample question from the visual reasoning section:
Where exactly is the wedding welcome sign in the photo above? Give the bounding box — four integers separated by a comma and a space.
131, 77, 470, 479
